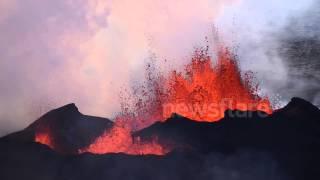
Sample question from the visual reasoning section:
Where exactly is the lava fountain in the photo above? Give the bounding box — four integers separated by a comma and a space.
160, 47, 272, 122
78, 46, 273, 155
112, 47, 273, 130
35, 46, 273, 155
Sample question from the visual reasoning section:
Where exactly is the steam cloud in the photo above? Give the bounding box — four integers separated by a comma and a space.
0, 0, 319, 136
0, 0, 235, 136
277, 1, 320, 107
217, 0, 319, 107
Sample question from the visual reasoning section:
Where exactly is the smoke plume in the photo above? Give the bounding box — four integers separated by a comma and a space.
216, 0, 319, 107
0, 0, 235, 136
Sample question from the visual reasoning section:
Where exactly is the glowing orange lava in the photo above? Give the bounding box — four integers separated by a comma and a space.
159, 48, 272, 122
35, 131, 54, 149
34, 46, 273, 156
82, 47, 273, 155
79, 121, 168, 155
115, 47, 273, 130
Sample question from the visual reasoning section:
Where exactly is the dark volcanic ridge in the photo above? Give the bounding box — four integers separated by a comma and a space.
2, 103, 113, 154
1, 97, 320, 180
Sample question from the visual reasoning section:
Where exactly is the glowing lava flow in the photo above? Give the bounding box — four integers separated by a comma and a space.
79, 121, 168, 155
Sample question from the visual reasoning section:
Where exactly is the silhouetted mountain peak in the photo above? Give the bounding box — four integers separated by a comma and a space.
56, 103, 79, 114
22, 103, 113, 154
287, 97, 318, 109
275, 97, 320, 120
27, 103, 82, 130
45, 103, 81, 119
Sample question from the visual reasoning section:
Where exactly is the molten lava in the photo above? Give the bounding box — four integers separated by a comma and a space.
81, 47, 272, 155
34, 46, 273, 156
159, 48, 272, 121
79, 121, 168, 155
35, 131, 54, 149
116, 47, 273, 130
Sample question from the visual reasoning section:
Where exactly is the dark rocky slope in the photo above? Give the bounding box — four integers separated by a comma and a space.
0, 97, 319, 180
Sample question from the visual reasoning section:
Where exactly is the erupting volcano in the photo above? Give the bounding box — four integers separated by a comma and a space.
2, 0, 320, 179
2, 44, 320, 179
40, 46, 273, 155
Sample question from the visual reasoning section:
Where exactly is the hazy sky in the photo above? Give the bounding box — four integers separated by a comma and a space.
0, 0, 317, 135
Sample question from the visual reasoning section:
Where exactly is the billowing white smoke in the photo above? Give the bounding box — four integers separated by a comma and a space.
277, 1, 320, 107
216, 0, 319, 107
0, 0, 236, 136
1, 0, 318, 136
